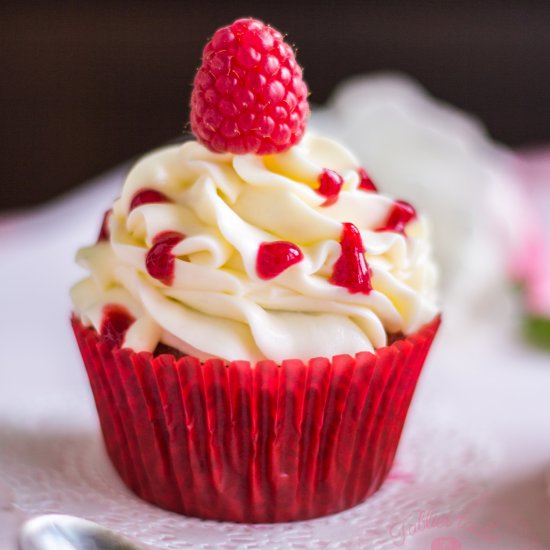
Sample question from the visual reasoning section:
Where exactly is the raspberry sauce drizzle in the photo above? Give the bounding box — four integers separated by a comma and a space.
129, 188, 171, 211
146, 231, 185, 286
317, 168, 344, 206
358, 168, 378, 192
100, 304, 135, 348
377, 200, 417, 234
97, 209, 112, 242
329, 222, 372, 294
256, 241, 304, 280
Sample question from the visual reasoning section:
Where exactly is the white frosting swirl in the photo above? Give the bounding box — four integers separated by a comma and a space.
71, 133, 438, 362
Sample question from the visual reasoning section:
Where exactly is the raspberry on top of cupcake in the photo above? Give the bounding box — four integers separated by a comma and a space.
190, 18, 309, 155
71, 18, 439, 363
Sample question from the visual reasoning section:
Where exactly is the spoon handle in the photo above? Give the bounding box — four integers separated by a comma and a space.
19, 514, 142, 550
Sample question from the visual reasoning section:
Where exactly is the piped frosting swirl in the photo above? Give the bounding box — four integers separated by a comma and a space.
71, 133, 438, 362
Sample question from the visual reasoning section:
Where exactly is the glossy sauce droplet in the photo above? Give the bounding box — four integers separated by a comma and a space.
256, 241, 303, 280
97, 209, 112, 242
100, 304, 135, 348
145, 231, 185, 286
329, 222, 372, 294
377, 200, 417, 234
129, 188, 171, 211
317, 168, 344, 206
358, 168, 378, 192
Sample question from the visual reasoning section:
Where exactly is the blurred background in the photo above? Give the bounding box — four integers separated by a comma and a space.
2, 0, 550, 212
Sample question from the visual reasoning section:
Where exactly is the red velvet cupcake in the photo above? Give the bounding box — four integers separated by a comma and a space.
71, 18, 441, 523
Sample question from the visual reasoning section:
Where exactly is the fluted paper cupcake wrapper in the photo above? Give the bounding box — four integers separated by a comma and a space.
72, 316, 440, 523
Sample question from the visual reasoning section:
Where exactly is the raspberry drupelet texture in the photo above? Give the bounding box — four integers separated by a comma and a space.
190, 18, 309, 155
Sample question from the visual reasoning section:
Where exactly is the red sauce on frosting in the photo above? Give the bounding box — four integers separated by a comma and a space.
256, 241, 304, 280
377, 200, 417, 234
129, 188, 171, 211
329, 222, 372, 294
317, 168, 344, 206
357, 167, 378, 192
145, 231, 185, 286
97, 209, 112, 242
100, 304, 135, 348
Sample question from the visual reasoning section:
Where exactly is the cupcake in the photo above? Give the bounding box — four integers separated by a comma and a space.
71, 18, 440, 523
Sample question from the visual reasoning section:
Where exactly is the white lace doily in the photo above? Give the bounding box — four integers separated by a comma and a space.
1, 401, 499, 550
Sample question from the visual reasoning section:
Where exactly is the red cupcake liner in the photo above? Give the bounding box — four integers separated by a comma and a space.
72, 315, 440, 523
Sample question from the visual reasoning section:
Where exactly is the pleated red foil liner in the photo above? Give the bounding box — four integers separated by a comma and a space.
72, 315, 440, 523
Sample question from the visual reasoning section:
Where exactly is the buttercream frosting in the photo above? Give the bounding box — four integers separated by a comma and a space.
71, 133, 439, 362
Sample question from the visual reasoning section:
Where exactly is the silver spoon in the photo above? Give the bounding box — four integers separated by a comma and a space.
19, 514, 142, 550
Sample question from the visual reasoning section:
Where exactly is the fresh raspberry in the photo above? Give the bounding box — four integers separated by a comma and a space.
190, 18, 309, 155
